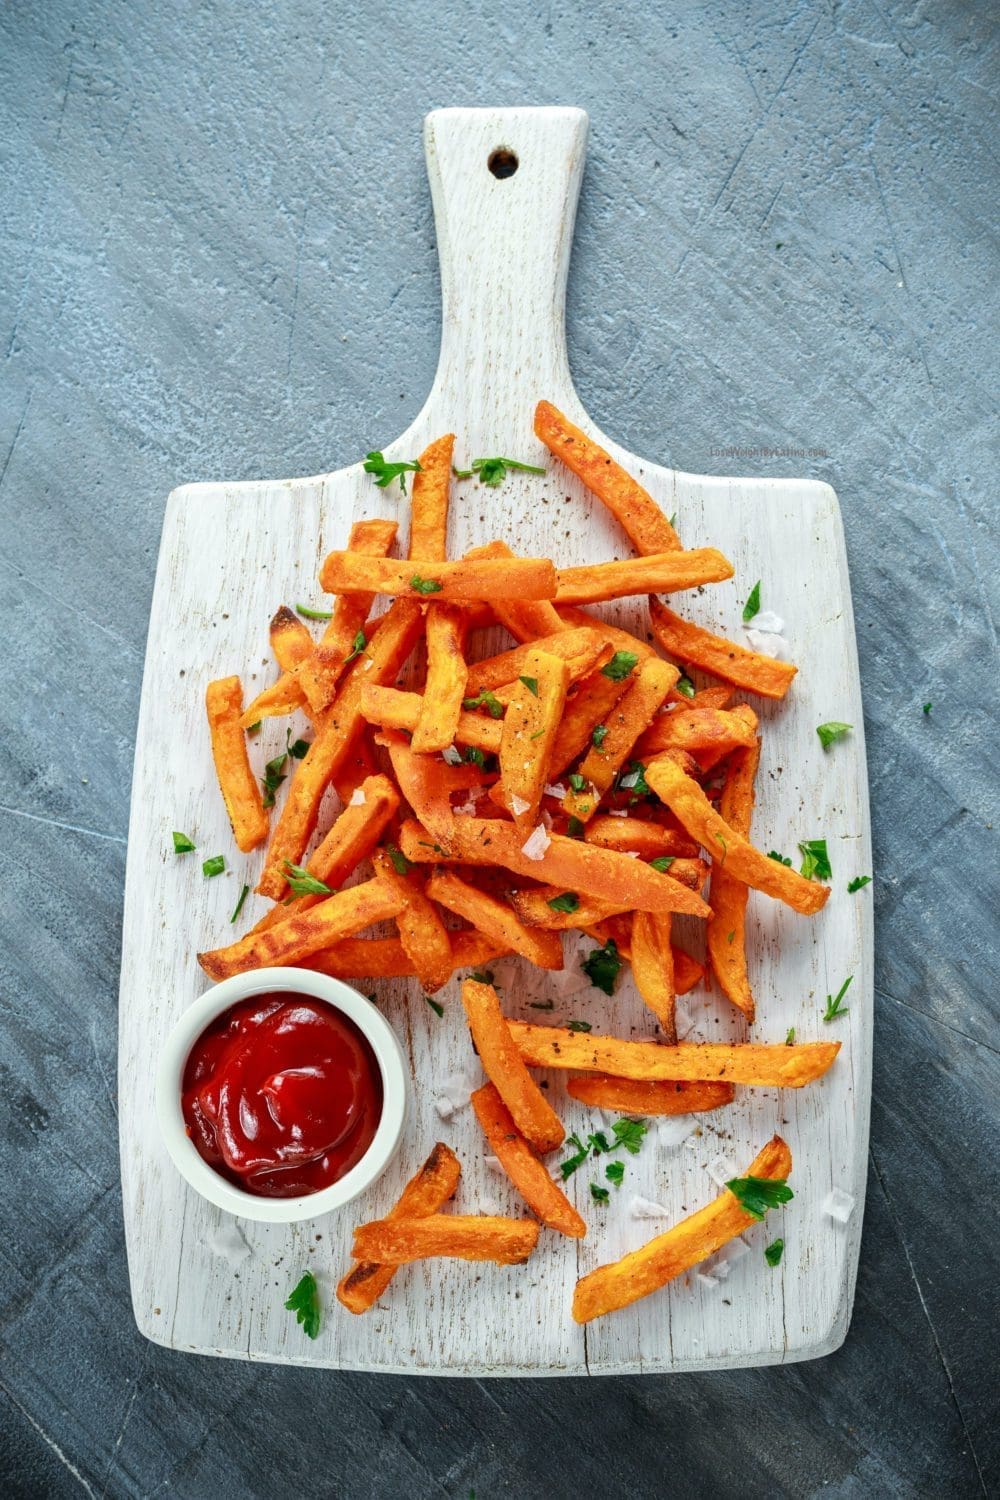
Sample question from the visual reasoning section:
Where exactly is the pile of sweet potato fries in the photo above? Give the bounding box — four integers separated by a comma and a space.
196, 401, 837, 1322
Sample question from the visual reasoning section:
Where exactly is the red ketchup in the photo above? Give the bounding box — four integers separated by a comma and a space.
181, 993, 383, 1197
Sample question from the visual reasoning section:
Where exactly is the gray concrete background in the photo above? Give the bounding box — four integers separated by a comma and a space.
1, 1, 997, 1496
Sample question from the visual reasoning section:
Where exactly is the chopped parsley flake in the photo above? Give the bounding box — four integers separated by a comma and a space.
386, 845, 412, 875
725, 1175, 794, 1221
567, 1019, 592, 1032
363, 451, 422, 493
799, 838, 832, 881
742, 580, 761, 622
518, 675, 539, 697
590, 1184, 610, 1204
284, 1271, 321, 1338
410, 575, 443, 595
823, 975, 852, 1022
462, 689, 505, 719
546, 891, 580, 913
202, 854, 225, 878
676, 675, 696, 699
649, 855, 676, 873
453, 456, 546, 486
172, 831, 196, 854
601, 650, 639, 682
582, 938, 622, 996
847, 875, 872, 893
816, 721, 852, 751
282, 860, 332, 897
764, 1239, 785, 1267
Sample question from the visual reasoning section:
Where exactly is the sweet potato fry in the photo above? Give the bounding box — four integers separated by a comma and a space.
464, 541, 565, 639
240, 671, 307, 726
199, 878, 405, 980
204, 676, 268, 853
567, 1075, 735, 1115
509, 1023, 840, 1087
631, 911, 677, 1040
494, 648, 570, 825
329, 731, 379, 807
556, 606, 654, 662
319, 552, 557, 603
471, 1084, 586, 1239
337, 1142, 461, 1314
555, 549, 733, 606
411, 604, 469, 753
270, 605, 314, 669
300, 930, 507, 980
360, 683, 503, 753
572, 1135, 792, 1322
673, 948, 704, 995
464, 627, 603, 695
251, 773, 400, 926
408, 434, 454, 560
257, 600, 423, 899
563, 656, 678, 822
644, 754, 829, 915
372, 850, 454, 992
649, 597, 797, 700
509, 859, 706, 931
379, 730, 489, 839
430, 871, 564, 970
706, 726, 762, 1022
398, 818, 711, 918
636, 707, 758, 760
351, 1214, 539, 1266
298, 519, 398, 714
546, 648, 632, 773
583, 816, 699, 860
534, 401, 682, 554
666, 683, 734, 711
461, 980, 565, 1152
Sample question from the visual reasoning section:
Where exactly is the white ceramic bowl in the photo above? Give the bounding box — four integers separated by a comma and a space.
155, 967, 409, 1223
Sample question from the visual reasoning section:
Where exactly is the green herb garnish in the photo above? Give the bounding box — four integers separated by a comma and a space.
528, 998, 554, 1010
410, 575, 443, 595
363, 451, 422, 493
284, 1271, 322, 1339
172, 831, 196, 854
591, 723, 608, 748
923, 701, 932, 714
590, 1184, 610, 1204
424, 995, 444, 1018
568, 773, 587, 793
463, 745, 486, 767
601, 650, 639, 682
283, 860, 332, 897
847, 875, 872, 893
202, 855, 225, 878
566, 817, 585, 839
519, 675, 539, 697
230, 883, 250, 922
764, 1239, 785, 1267
469, 970, 495, 986
816, 721, 852, 751
742, 581, 761, 622
288, 738, 310, 760
823, 975, 852, 1022
725, 1176, 794, 1221
547, 891, 580, 913
605, 1160, 625, 1187
567, 1019, 592, 1033
785, 1027, 796, 1045
462, 689, 505, 719
296, 603, 333, 621
768, 850, 792, 866
345, 629, 366, 664
649, 856, 675, 873
611, 1118, 648, 1155
799, 838, 831, 881
582, 938, 622, 996
676, 675, 696, 699
560, 1133, 590, 1180
387, 845, 412, 875
453, 457, 545, 487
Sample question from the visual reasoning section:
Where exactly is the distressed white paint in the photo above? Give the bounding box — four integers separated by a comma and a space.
119, 108, 872, 1374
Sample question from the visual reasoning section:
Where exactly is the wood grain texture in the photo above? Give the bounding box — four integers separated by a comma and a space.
119, 107, 872, 1375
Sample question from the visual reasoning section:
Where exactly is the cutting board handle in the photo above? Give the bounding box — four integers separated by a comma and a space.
420, 107, 589, 433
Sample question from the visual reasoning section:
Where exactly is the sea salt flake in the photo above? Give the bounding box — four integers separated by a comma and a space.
484, 1155, 504, 1175
719, 1237, 750, 1266
751, 609, 785, 633
521, 825, 551, 861
511, 794, 531, 816
607, 807, 628, 817
433, 1066, 479, 1120
208, 1223, 251, 1266
348, 787, 366, 806
696, 1272, 720, 1289
743, 627, 789, 661
656, 1114, 696, 1149
707, 1153, 739, 1187
631, 1196, 671, 1220
822, 1188, 855, 1223
441, 746, 463, 766
543, 783, 567, 800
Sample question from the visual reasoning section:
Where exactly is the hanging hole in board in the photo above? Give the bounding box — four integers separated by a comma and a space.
488, 148, 519, 179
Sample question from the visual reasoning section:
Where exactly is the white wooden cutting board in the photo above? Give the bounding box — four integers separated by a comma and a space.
119, 107, 872, 1374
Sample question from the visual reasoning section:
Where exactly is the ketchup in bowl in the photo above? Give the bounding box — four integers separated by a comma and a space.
181, 992, 383, 1198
